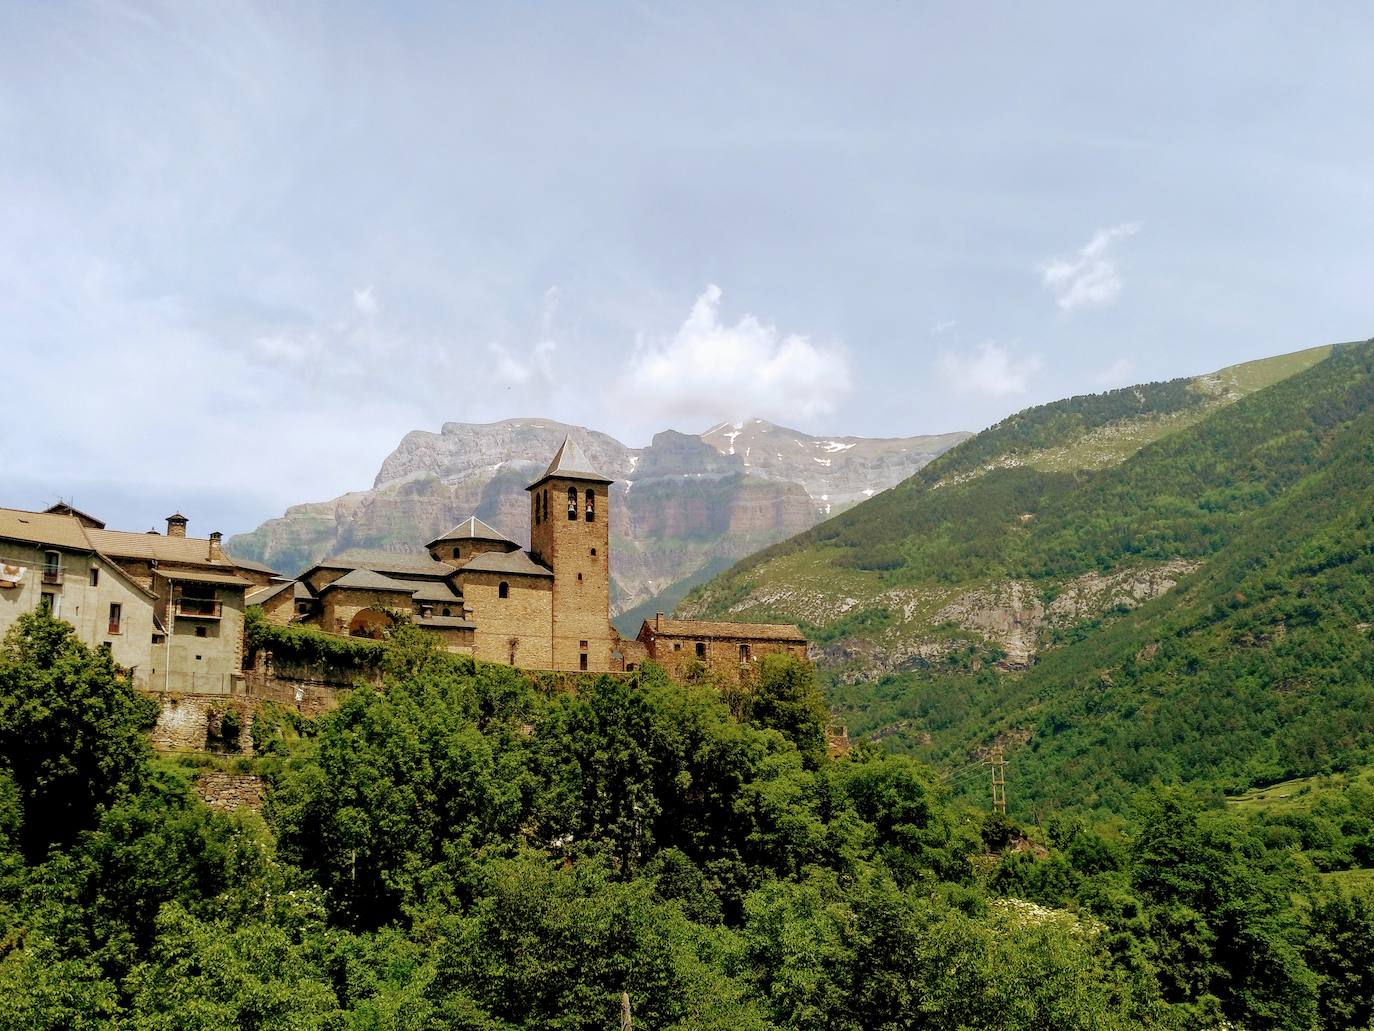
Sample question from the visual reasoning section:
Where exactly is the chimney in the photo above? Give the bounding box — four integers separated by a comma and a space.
208, 531, 223, 561
166, 513, 188, 538
656, 612, 663, 629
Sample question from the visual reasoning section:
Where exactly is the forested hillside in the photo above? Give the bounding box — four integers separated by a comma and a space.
683, 341, 1374, 810
4, 612, 1374, 1029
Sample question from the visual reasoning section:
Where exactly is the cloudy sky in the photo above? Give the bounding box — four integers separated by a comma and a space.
2, 2, 1372, 536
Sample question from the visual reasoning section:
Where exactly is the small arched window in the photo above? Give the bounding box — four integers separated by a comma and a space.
442, 607, 451, 616
452, 546, 461, 559
534, 495, 540, 525
498, 581, 509, 599
542, 489, 549, 522
585, 488, 595, 522
567, 486, 578, 520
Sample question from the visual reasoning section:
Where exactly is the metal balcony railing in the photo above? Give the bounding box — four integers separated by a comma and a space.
41, 569, 61, 584
175, 597, 222, 618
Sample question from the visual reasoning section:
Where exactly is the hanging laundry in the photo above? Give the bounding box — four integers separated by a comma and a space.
0, 563, 26, 588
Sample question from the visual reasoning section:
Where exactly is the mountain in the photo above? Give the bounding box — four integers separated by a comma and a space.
682, 341, 1374, 811
228, 418, 969, 621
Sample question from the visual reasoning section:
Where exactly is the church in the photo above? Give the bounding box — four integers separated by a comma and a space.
254, 436, 807, 675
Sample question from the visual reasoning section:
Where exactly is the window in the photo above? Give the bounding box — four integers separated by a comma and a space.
108, 603, 121, 635
542, 490, 549, 522
580, 654, 588, 671
695, 641, 706, 659
739, 643, 752, 662
580, 639, 588, 650
672, 642, 682, 652
195, 626, 207, 638
498, 581, 509, 599
590, 547, 597, 556
567, 486, 578, 520
90, 567, 100, 587
585, 489, 595, 522
441, 606, 451, 616
577, 572, 582, 581
453, 546, 461, 559
39, 592, 54, 614
42, 551, 60, 584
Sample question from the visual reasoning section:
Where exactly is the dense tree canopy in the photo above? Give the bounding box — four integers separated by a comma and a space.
1, 612, 1372, 1028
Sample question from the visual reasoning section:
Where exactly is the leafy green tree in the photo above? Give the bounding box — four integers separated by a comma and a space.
0, 610, 157, 857
748, 655, 829, 766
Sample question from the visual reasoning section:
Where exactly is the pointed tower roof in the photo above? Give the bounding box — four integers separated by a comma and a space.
525, 435, 614, 490
425, 516, 517, 550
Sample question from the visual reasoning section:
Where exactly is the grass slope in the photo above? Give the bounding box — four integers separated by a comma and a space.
686, 340, 1374, 813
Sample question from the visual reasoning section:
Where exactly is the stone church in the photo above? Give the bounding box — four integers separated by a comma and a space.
256, 436, 807, 674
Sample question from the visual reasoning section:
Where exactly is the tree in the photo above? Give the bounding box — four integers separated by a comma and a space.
748, 655, 828, 767
0, 611, 157, 858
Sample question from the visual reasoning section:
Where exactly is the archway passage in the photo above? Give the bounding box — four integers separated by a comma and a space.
348, 608, 391, 639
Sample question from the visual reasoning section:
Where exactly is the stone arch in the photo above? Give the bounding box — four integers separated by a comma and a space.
347, 608, 390, 640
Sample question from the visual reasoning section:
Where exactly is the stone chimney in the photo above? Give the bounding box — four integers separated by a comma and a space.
656, 612, 663, 629
166, 513, 188, 538
208, 531, 223, 561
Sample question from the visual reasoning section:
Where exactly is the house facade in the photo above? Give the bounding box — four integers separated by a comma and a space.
0, 507, 273, 692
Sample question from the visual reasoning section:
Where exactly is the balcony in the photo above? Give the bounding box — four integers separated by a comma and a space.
41, 569, 61, 585
175, 597, 222, 619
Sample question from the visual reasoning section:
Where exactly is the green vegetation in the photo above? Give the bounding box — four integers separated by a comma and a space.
3, 609, 1374, 1028
687, 340, 1374, 815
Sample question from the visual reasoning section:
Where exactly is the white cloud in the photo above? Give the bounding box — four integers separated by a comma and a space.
931, 320, 958, 335
353, 285, 379, 316
616, 285, 850, 426
1040, 223, 1141, 312
937, 341, 1041, 397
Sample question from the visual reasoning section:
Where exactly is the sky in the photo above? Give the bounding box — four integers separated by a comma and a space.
2, 2, 1372, 538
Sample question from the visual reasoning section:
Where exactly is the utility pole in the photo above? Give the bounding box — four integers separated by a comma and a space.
620, 991, 633, 1031
989, 744, 1007, 815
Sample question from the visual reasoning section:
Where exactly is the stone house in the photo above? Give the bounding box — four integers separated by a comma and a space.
635, 614, 808, 679
0, 506, 273, 693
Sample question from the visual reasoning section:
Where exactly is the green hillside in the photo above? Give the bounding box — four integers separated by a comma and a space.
683, 341, 1374, 812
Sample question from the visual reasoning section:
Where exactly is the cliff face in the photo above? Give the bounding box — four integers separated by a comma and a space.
229, 418, 968, 617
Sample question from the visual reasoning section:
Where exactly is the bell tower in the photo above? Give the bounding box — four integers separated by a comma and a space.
527, 436, 614, 672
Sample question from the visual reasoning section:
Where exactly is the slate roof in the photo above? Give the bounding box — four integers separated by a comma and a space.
459, 550, 554, 578
247, 581, 295, 606
43, 502, 106, 528
426, 516, 515, 549
386, 578, 463, 603
157, 568, 254, 588
415, 615, 477, 630
314, 548, 456, 578
641, 618, 807, 643
293, 581, 315, 600
87, 527, 242, 568
0, 507, 94, 551
321, 568, 417, 593
526, 435, 613, 488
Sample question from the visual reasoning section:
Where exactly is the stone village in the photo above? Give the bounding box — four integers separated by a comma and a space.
0, 437, 807, 732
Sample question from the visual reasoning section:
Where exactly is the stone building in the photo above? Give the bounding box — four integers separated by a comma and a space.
0, 506, 275, 692
635, 614, 808, 679
267, 437, 806, 676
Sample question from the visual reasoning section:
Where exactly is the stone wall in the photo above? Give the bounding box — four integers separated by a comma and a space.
146, 694, 255, 753
194, 772, 267, 811
460, 569, 554, 668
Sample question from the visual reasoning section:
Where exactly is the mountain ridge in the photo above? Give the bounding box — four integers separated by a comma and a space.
682, 340, 1374, 809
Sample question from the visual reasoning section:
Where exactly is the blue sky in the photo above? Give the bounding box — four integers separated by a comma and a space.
2, 2, 1372, 537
